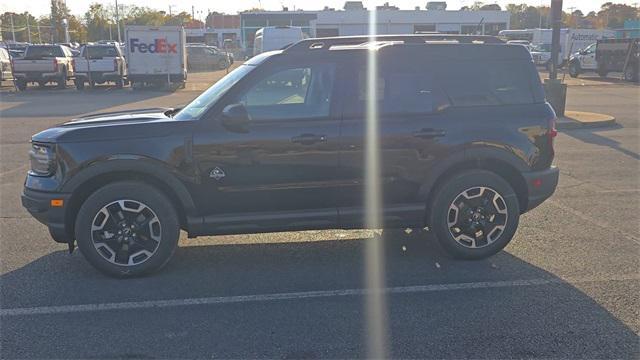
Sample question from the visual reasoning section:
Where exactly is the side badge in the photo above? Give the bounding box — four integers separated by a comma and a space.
209, 167, 226, 181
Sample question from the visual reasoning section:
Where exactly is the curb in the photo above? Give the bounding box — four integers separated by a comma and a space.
556, 111, 616, 130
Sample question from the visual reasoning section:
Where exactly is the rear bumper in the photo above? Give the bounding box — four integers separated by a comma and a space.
21, 188, 72, 244
76, 71, 122, 81
522, 166, 559, 212
14, 72, 63, 81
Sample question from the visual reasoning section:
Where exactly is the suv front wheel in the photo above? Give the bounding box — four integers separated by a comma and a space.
429, 170, 520, 260
75, 181, 180, 277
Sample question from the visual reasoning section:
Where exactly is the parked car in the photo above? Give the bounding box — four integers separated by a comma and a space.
22, 35, 559, 277
12, 44, 75, 90
595, 38, 639, 82
186, 45, 231, 70
74, 44, 127, 89
0, 47, 13, 84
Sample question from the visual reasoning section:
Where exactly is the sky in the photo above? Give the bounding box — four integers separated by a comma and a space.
0, 0, 634, 19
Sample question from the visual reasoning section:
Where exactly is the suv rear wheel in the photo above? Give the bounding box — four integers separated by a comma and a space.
75, 181, 180, 277
429, 170, 520, 260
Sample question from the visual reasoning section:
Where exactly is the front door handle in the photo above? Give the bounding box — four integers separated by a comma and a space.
413, 128, 446, 139
291, 134, 327, 145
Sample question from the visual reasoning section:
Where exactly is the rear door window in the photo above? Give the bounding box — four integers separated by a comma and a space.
343, 61, 450, 117
436, 61, 535, 106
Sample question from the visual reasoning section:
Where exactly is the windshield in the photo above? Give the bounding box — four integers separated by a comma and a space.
174, 65, 254, 120
25, 46, 63, 59
82, 46, 119, 58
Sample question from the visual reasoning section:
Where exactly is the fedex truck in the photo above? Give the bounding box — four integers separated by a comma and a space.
124, 25, 187, 86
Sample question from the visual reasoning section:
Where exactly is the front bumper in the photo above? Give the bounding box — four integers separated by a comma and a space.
21, 188, 72, 243
522, 166, 560, 211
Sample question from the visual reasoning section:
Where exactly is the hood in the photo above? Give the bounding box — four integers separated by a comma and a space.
62, 107, 173, 127
32, 107, 189, 144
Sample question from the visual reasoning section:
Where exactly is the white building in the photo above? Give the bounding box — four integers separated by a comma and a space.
240, 5, 510, 51
314, 9, 510, 37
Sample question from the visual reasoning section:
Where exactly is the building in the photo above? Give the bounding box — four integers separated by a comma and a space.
184, 15, 241, 48
239, 2, 509, 52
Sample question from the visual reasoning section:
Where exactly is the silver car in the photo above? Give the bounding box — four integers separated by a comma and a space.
186, 45, 230, 71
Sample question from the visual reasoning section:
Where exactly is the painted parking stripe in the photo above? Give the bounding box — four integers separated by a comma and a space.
1, 275, 637, 317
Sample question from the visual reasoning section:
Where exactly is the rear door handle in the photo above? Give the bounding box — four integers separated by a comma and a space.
291, 134, 327, 145
413, 128, 446, 139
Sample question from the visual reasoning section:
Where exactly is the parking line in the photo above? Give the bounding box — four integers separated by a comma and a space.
1, 275, 637, 317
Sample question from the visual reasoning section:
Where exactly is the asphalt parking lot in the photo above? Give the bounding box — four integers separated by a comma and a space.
0, 70, 638, 358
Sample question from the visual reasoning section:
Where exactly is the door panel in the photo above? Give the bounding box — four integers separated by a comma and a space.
336, 59, 449, 227
192, 60, 343, 226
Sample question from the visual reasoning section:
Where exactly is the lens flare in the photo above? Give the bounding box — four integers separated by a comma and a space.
364, 6, 389, 359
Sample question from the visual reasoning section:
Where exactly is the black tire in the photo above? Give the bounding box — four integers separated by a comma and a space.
16, 79, 27, 91
75, 79, 85, 90
75, 181, 180, 278
597, 65, 608, 78
623, 64, 638, 82
218, 59, 227, 70
38, 81, 46, 88
429, 170, 520, 260
569, 62, 580, 78
57, 70, 67, 89
89, 80, 96, 88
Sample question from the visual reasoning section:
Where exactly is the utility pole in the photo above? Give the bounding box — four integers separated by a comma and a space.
37, 23, 42, 43
192, 5, 195, 20
543, 0, 567, 117
26, 16, 32, 43
115, 0, 121, 43
9, 13, 16, 42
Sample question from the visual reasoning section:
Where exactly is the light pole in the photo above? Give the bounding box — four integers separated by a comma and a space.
115, 0, 121, 43
10, 13, 16, 42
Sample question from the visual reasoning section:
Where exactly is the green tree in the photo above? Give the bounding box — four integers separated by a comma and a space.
1, 12, 39, 42
598, 2, 639, 28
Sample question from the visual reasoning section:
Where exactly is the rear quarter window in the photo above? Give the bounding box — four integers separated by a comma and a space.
436, 60, 536, 107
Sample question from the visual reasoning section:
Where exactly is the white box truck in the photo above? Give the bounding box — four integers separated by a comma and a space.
528, 29, 615, 69
124, 25, 187, 86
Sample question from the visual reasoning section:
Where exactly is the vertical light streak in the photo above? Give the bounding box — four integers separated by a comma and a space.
364, 6, 389, 359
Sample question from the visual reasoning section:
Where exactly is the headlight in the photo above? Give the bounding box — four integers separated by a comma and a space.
29, 143, 56, 176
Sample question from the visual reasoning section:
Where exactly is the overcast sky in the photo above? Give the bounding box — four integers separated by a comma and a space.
0, 0, 633, 18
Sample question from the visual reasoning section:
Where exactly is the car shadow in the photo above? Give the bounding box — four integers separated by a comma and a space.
1, 230, 637, 358
561, 123, 640, 161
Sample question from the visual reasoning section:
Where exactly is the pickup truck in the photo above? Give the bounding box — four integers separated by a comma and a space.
12, 44, 75, 90
74, 44, 127, 89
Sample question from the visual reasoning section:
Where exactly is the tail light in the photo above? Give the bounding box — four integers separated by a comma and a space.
113, 58, 118, 71
53, 59, 58, 72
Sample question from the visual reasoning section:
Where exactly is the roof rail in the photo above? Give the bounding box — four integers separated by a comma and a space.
285, 34, 504, 52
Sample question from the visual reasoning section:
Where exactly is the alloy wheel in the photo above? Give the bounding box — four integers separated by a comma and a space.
447, 186, 508, 249
91, 199, 162, 266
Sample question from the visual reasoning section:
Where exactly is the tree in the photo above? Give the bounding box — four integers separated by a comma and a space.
1, 12, 39, 42
598, 3, 639, 29
480, 4, 501, 11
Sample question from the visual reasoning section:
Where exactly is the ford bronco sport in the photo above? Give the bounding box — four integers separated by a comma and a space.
22, 35, 559, 277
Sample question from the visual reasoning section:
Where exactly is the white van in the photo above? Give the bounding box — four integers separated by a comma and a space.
253, 26, 304, 56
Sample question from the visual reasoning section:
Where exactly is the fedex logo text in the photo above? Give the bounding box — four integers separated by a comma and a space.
129, 38, 177, 53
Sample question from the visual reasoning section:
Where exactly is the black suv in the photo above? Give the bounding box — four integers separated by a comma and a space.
22, 35, 559, 277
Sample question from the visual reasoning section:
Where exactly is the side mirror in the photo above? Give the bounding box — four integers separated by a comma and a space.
579, 50, 587, 55
221, 103, 250, 133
